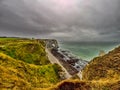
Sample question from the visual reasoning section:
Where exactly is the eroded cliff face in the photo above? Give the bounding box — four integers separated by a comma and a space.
51, 80, 91, 90
44, 39, 59, 49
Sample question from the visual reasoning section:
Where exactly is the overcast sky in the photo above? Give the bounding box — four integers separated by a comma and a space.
0, 0, 120, 42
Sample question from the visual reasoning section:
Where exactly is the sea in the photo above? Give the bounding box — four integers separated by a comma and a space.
59, 42, 120, 61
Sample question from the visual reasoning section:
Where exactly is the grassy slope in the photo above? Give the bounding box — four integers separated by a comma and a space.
1, 37, 120, 90
0, 38, 50, 65
0, 38, 61, 89
0, 37, 19, 40
0, 53, 60, 89
50, 46, 120, 90
82, 46, 120, 89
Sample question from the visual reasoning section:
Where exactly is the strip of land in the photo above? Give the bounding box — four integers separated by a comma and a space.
46, 48, 72, 79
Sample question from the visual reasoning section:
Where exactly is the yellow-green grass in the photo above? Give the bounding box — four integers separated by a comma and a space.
81, 46, 120, 90
0, 53, 61, 89
0, 37, 62, 89
0, 37, 20, 40
0, 38, 49, 65
48, 46, 120, 90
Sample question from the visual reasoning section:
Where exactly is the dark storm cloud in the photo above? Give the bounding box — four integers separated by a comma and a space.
0, 0, 60, 35
0, 0, 120, 42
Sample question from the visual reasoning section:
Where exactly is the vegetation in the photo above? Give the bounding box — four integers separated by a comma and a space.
0, 37, 20, 40
83, 46, 120, 80
82, 45, 120, 89
0, 37, 61, 89
0, 53, 61, 89
50, 80, 91, 90
0, 38, 50, 65
0, 37, 120, 90
50, 45, 120, 90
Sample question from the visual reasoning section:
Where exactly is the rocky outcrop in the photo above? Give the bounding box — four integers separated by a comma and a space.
44, 39, 59, 49
52, 80, 91, 90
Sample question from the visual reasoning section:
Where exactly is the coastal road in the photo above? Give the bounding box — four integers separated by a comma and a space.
46, 48, 72, 79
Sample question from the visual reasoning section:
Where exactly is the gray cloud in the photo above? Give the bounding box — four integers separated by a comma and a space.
0, 0, 120, 42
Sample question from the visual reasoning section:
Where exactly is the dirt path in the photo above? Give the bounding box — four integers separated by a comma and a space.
77, 71, 82, 80
46, 49, 72, 79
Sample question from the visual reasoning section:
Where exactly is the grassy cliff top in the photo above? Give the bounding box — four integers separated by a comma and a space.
0, 37, 61, 89
79, 45, 120, 90
50, 45, 120, 90
82, 46, 120, 81
0, 53, 61, 89
0, 37, 49, 65
1, 37, 120, 90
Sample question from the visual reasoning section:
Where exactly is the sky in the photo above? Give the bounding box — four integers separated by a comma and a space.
0, 0, 120, 42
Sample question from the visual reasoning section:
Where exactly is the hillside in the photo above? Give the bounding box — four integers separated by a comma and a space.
0, 53, 61, 89
0, 38, 49, 65
50, 80, 91, 90
83, 46, 120, 81
82, 45, 120, 89
0, 37, 120, 90
0, 37, 61, 89
50, 45, 120, 90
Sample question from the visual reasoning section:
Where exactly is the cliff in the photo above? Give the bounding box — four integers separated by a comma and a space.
0, 38, 50, 65
44, 39, 59, 49
0, 37, 61, 89
1, 37, 120, 90
82, 45, 120, 89
82, 46, 120, 81
50, 45, 120, 90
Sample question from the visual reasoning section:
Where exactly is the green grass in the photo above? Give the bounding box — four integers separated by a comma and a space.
82, 46, 120, 81
0, 53, 61, 89
47, 46, 120, 90
0, 37, 61, 89
81, 46, 120, 90
0, 38, 50, 65
1, 37, 120, 90
0, 37, 21, 40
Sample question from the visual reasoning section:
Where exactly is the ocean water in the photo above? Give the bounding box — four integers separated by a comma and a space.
59, 42, 120, 61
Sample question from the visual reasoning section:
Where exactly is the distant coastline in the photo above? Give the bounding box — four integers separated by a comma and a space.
0, 36, 119, 61
59, 41, 120, 61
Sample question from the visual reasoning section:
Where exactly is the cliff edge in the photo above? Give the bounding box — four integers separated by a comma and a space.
51, 45, 120, 90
